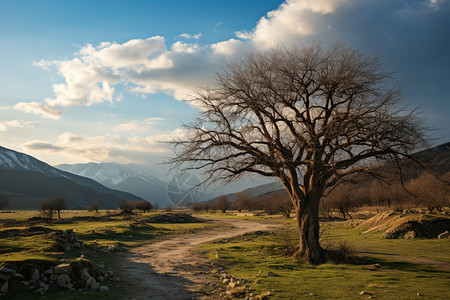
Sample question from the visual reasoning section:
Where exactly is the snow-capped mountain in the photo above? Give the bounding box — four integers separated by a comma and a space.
0, 146, 142, 209
56, 162, 173, 207
0, 146, 66, 178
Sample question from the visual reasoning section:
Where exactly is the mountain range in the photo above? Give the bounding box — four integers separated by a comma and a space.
0, 146, 142, 209
56, 162, 173, 208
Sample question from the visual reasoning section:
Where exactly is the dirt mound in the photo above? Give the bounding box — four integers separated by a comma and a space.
143, 213, 203, 223
357, 211, 450, 239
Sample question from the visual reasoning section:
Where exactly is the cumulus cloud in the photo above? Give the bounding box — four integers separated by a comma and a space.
16, 0, 449, 121
22, 129, 186, 165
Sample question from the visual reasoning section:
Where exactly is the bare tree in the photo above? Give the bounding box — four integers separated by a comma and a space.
170, 44, 426, 263
90, 202, 100, 213
0, 193, 8, 210
135, 200, 154, 213
214, 195, 231, 213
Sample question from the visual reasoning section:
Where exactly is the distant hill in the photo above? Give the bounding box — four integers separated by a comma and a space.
56, 162, 173, 207
211, 142, 450, 202
0, 146, 142, 209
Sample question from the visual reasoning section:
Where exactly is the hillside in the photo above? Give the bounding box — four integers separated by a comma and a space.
0, 146, 142, 209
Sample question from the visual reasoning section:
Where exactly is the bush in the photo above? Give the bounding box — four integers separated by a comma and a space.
89, 202, 100, 213
135, 200, 153, 212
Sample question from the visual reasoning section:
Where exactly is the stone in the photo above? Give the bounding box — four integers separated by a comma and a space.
0, 273, 11, 281
67, 283, 74, 290
99, 285, 109, 292
54, 263, 71, 274
39, 281, 46, 288
359, 291, 371, 295
22, 281, 30, 287
229, 281, 237, 288
81, 269, 91, 282
86, 276, 96, 288
0, 267, 16, 274
438, 231, 449, 239
56, 274, 71, 288
31, 269, 40, 281
40, 274, 48, 282
255, 279, 262, 284
73, 242, 81, 248
13, 273, 24, 279
49, 274, 57, 281
1, 281, 8, 293
33, 287, 45, 294
223, 278, 230, 284
97, 275, 104, 282
267, 271, 280, 277
403, 231, 416, 240
91, 282, 100, 290
43, 284, 49, 292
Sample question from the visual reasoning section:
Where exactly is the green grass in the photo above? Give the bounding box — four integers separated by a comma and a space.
200, 218, 450, 299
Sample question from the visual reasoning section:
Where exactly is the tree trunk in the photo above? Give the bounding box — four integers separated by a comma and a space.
295, 196, 325, 264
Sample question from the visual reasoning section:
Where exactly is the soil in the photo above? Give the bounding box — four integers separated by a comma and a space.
117, 217, 278, 300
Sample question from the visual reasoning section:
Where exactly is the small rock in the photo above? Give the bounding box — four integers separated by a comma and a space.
22, 281, 30, 287
223, 278, 230, 284
91, 282, 100, 290
1, 281, 8, 293
255, 279, 262, 284
229, 281, 237, 288
54, 263, 71, 274
438, 231, 449, 239
359, 291, 371, 295
43, 284, 49, 292
86, 276, 96, 288
73, 242, 81, 248
39, 281, 45, 288
99, 285, 109, 292
40, 274, 48, 282
67, 283, 74, 290
113, 243, 123, 252
33, 287, 45, 294
31, 269, 40, 281
56, 274, 71, 288
0, 267, 16, 274
81, 269, 91, 282
97, 275, 104, 282
267, 271, 280, 277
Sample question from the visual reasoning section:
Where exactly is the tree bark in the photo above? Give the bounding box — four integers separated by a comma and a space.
295, 195, 325, 264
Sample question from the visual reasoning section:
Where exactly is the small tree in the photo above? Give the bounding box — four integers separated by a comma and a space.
90, 202, 100, 213
41, 198, 54, 222
170, 44, 426, 263
408, 173, 450, 212
50, 196, 67, 219
135, 200, 153, 213
214, 195, 231, 213
119, 199, 134, 213
0, 193, 8, 210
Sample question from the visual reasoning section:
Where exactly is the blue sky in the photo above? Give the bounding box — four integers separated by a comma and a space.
0, 0, 449, 173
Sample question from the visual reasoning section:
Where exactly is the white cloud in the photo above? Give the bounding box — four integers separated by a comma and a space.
14, 102, 62, 119
22, 129, 186, 165
115, 117, 164, 132
16, 0, 448, 121
178, 33, 202, 40
0, 123, 6, 132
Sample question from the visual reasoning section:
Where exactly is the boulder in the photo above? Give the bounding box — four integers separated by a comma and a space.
438, 231, 449, 239
54, 263, 71, 274
30, 269, 40, 282
56, 274, 71, 288
86, 276, 96, 288
80, 269, 91, 282
91, 282, 100, 290
33, 287, 45, 294
99, 285, 109, 292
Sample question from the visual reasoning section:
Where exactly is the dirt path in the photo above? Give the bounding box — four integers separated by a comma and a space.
117, 218, 278, 300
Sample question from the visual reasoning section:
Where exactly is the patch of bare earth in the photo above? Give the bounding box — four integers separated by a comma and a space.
117, 218, 278, 300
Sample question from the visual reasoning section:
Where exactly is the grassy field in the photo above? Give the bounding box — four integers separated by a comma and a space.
200, 214, 450, 299
0, 209, 214, 299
